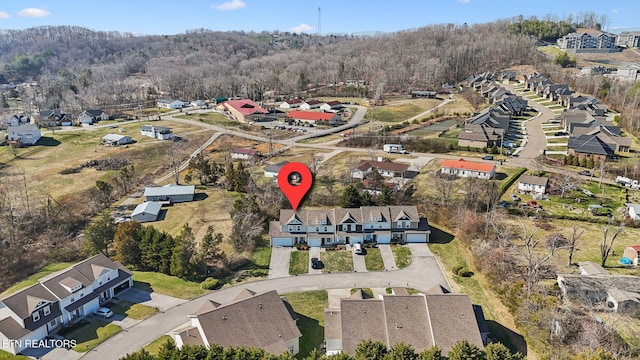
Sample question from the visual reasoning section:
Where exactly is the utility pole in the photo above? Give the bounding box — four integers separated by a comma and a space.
317, 7, 321, 36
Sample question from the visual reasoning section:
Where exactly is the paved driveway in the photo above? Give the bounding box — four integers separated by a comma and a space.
268, 247, 292, 279
308, 247, 322, 274
118, 287, 186, 311
378, 245, 397, 270
353, 249, 367, 272
407, 243, 432, 257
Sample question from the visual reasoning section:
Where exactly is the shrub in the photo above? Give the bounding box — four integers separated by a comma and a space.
457, 267, 473, 277
200, 277, 220, 290
452, 264, 465, 275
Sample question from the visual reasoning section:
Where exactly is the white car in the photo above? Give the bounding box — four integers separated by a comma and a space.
95, 307, 113, 318
352, 243, 364, 255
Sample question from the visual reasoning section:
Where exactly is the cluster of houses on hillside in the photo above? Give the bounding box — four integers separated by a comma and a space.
524, 73, 630, 162
556, 29, 640, 53
1, 115, 41, 146
459, 72, 528, 150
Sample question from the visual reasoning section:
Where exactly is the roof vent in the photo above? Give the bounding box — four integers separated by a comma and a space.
222, 314, 227, 320
259, 303, 263, 309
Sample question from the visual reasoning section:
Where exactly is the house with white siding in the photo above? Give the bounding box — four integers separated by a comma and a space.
440, 158, 495, 179
7, 123, 41, 145
269, 206, 430, 247
141, 125, 173, 140
131, 201, 162, 222
144, 184, 195, 203
517, 175, 549, 194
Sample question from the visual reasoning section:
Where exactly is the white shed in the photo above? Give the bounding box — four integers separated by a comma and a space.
102, 134, 132, 146
131, 201, 162, 223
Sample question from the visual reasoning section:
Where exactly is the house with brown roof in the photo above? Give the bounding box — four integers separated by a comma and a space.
269, 206, 430, 247
324, 287, 486, 356
0, 254, 132, 355
172, 289, 301, 355
440, 158, 495, 179
351, 160, 409, 179
517, 175, 549, 194
458, 123, 504, 149
279, 99, 303, 109
299, 99, 322, 110
219, 99, 268, 123
320, 100, 343, 111
230, 148, 259, 162
286, 110, 343, 126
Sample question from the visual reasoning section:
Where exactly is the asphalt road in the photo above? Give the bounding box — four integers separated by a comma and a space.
79, 247, 448, 360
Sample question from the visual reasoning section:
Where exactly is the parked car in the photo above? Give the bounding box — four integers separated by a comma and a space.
352, 243, 364, 255
95, 307, 113, 318
554, 131, 567, 136
311, 257, 323, 269
482, 155, 494, 160
579, 170, 592, 176
510, 194, 521, 202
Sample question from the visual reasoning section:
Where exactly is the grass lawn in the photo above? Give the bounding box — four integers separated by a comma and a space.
282, 291, 328, 358
364, 248, 385, 271
391, 246, 412, 268
142, 335, 174, 356
132, 271, 207, 299
321, 250, 354, 273
364, 103, 424, 123
289, 251, 309, 275
1, 262, 74, 296
108, 300, 158, 320
0, 351, 28, 360
247, 246, 271, 277
60, 319, 122, 353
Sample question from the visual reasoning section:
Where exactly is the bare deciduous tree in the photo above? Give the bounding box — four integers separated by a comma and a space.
600, 225, 623, 267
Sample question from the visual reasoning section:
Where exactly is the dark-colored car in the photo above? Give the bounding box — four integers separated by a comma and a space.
311, 257, 323, 269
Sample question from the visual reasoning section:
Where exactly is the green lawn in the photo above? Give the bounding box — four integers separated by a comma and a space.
1, 262, 74, 296
132, 272, 207, 299
364, 248, 385, 271
282, 291, 328, 358
321, 250, 354, 272
143, 335, 174, 356
391, 246, 412, 268
108, 300, 158, 320
364, 103, 424, 123
60, 319, 121, 353
0, 351, 28, 360
289, 251, 309, 275
247, 246, 272, 277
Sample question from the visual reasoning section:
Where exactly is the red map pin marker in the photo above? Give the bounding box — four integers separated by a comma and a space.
278, 162, 313, 210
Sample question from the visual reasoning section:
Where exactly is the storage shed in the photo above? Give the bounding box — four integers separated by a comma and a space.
131, 201, 162, 222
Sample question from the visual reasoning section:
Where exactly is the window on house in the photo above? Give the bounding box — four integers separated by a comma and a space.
70, 296, 75, 302
296, 225, 301, 232
32, 312, 40, 322
324, 226, 328, 232
44, 305, 50, 316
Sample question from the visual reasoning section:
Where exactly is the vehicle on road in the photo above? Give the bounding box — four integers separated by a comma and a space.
510, 194, 521, 202
383, 144, 408, 154
482, 155, 494, 160
554, 131, 567, 136
95, 307, 113, 318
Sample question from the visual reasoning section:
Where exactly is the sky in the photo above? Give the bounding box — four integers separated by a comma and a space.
0, 0, 639, 36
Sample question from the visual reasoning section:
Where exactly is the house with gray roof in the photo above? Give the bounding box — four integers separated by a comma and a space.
141, 125, 173, 140
517, 175, 549, 194
143, 184, 195, 203
0, 254, 132, 355
172, 289, 301, 355
131, 201, 162, 222
458, 123, 504, 149
324, 286, 486, 356
78, 109, 109, 125
264, 161, 289, 178
270, 206, 429, 247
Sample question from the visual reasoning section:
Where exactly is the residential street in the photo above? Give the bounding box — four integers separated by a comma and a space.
76, 249, 448, 360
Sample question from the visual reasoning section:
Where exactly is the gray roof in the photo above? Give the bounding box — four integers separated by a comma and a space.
559, 274, 640, 304
193, 289, 301, 354
132, 201, 162, 217
519, 175, 549, 187
102, 134, 130, 142
578, 261, 609, 276
1, 283, 59, 319
0, 317, 30, 339
568, 135, 615, 156
264, 161, 289, 173
144, 184, 195, 197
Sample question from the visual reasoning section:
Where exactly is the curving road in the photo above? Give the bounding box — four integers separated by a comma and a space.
78, 247, 448, 360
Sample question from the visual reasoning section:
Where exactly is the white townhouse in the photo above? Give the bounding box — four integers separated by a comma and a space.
269, 206, 430, 247
0, 255, 132, 355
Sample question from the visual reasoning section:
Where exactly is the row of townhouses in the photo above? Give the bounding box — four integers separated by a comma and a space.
269, 206, 430, 247
0, 255, 132, 355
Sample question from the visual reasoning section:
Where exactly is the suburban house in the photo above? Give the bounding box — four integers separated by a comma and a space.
440, 158, 495, 179
457, 123, 504, 149
351, 160, 409, 179
411, 90, 437, 98
0, 254, 132, 355
78, 109, 109, 125
172, 289, 301, 355
219, 99, 268, 123
567, 125, 630, 161
190, 100, 206, 107
101, 134, 132, 146
517, 175, 549, 194
2, 114, 30, 129
230, 148, 259, 162
156, 99, 184, 109
617, 31, 640, 48
494, 95, 528, 116
299, 99, 322, 110
320, 101, 343, 111
131, 201, 162, 223
264, 161, 289, 178
269, 205, 430, 247
6, 123, 41, 145
279, 99, 303, 109
286, 110, 343, 126
140, 125, 173, 140
557, 30, 619, 52
623, 245, 640, 266
37, 110, 73, 127
557, 266, 640, 314
143, 184, 195, 203
612, 63, 640, 82
627, 204, 640, 221
324, 287, 486, 356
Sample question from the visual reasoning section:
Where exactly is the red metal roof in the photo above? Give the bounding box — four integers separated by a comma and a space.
287, 110, 336, 121
224, 99, 268, 116
232, 148, 258, 156
440, 158, 495, 173
631, 245, 640, 252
